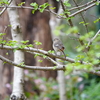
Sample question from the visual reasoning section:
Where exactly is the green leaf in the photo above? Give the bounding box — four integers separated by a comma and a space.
38, 60, 43, 63
95, 1, 99, 5
3, 61, 7, 64
21, 40, 29, 44
96, 53, 100, 58
6, 52, 8, 55
53, 30, 60, 36
79, 21, 84, 24
18, 44, 26, 49
49, 7, 56, 10
65, 64, 73, 75
30, 2, 38, 14
48, 50, 54, 54
34, 40, 42, 45
93, 17, 100, 23
66, 16, 74, 20
0, 0, 9, 5
0, 33, 6, 36
39, 3, 50, 13
30, 2, 38, 8
34, 54, 39, 58
79, 21, 89, 26
8, 25, 12, 27
0, 40, 6, 44
53, 66, 57, 70
32, 10, 35, 14
66, 26, 79, 34
18, 2, 25, 6
6, 40, 18, 47
13, 49, 17, 52
18, 62, 25, 67
63, 1, 71, 7
27, 44, 33, 47
43, 55, 47, 59
39, 9, 44, 13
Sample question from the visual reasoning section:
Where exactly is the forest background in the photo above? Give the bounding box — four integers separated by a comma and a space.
0, 0, 100, 100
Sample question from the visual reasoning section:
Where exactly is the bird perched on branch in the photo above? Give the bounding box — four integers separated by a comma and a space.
53, 38, 66, 58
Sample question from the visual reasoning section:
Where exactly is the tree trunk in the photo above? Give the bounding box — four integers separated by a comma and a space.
7, 0, 26, 99
49, 1, 67, 99
25, 0, 56, 78
0, 11, 13, 99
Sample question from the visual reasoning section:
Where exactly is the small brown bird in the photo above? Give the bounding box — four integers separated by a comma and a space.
53, 38, 66, 58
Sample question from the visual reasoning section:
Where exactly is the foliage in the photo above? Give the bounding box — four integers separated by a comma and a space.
0, 0, 9, 5
81, 79, 100, 100
30, 2, 50, 14
24, 72, 100, 100
24, 73, 59, 100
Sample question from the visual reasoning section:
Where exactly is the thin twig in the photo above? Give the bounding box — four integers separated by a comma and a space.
68, 0, 97, 11
60, 0, 73, 27
0, 0, 13, 16
27, 51, 65, 67
73, 0, 88, 33
86, 29, 100, 50
60, 0, 85, 46
69, 1, 100, 18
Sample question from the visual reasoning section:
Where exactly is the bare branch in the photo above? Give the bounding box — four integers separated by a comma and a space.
68, 0, 97, 11
73, 0, 88, 33
69, 1, 100, 18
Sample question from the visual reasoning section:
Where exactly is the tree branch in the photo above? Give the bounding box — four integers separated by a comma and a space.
73, 0, 88, 33
0, 0, 13, 16
27, 51, 65, 68
0, 53, 100, 76
86, 29, 100, 50
0, 45, 77, 63
69, 1, 100, 18
0, 54, 64, 70
68, 0, 97, 11
0, 1, 99, 19
60, 0, 74, 27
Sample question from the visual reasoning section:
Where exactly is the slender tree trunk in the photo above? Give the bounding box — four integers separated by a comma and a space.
49, 1, 67, 99
57, 70, 66, 100
7, 0, 26, 99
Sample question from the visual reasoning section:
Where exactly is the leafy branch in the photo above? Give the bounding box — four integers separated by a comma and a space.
0, 51, 100, 76
0, 0, 99, 19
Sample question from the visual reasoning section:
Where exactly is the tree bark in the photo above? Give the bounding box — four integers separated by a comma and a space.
0, 11, 13, 99
7, 0, 26, 99
25, 0, 56, 78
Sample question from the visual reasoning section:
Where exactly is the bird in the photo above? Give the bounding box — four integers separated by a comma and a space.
53, 38, 66, 58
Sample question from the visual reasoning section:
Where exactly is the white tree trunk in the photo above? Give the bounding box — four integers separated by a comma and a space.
7, 0, 26, 99
58, 70, 66, 100
49, 1, 67, 100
